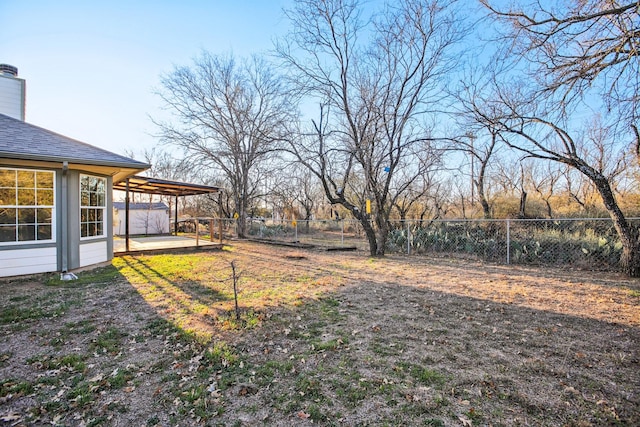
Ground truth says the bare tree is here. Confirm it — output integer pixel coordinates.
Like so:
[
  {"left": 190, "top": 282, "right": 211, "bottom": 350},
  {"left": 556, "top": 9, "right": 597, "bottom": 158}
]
[
  {"left": 526, "top": 161, "right": 563, "bottom": 219},
  {"left": 451, "top": 130, "right": 499, "bottom": 219},
  {"left": 478, "top": 1, "right": 640, "bottom": 275},
  {"left": 393, "top": 162, "right": 442, "bottom": 221},
  {"left": 481, "top": 0, "right": 639, "bottom": 122},
  {"left": 473, "top": 94, "right": 640, "bottom": 274},
  {"left": 278, "top": 0, "right": 464, "bottom": 255},
  {"left": 154, "top": 52, "right": 293, "bottom": 237}
]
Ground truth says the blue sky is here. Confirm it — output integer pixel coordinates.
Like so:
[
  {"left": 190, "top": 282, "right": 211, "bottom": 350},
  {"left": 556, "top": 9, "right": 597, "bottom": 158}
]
[{"left": 0, "top": 0, "right": 292, "bottom": 158}]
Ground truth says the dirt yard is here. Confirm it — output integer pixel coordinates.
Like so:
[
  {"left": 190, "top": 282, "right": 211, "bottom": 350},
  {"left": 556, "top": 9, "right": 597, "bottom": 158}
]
[{"left": 1, "top": 241, "right": 638, "bottom": 426}]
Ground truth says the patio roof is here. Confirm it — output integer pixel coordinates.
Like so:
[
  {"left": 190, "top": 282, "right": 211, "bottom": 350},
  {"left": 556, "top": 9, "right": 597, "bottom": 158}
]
[{"left": 113, "top": 175, "right": 221, "bottom": 196}]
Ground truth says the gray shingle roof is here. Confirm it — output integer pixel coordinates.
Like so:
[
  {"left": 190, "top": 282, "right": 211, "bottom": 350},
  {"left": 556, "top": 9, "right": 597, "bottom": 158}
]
[
  {"left": 0, "top": 113, "right": 150, "bottom": 169},
  {"left": 113, "top": 202, "right": 169, "bottom": 210}
]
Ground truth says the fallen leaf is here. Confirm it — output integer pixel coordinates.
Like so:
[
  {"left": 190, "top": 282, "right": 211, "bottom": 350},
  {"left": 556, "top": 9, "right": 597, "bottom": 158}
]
[
  {"left": 0, "top": 413, "right": 21, "bottom": 422},
  {"left": 458, "top": 415, "right": 472, "bottom": 427},
  {"left": 297, "top": 411, "right": 310, "bottom": 419}
]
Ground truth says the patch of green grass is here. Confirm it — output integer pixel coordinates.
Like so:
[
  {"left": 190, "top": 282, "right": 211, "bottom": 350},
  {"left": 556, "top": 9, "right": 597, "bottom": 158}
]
[
  {"left": 0, "top": 305, "right": 47, "bottom": 324},
  {"left": 216, "top": 309, "right": 262, "bottom": 330},
  {"left": 67, "top": 381, "right": 93, "bottom": 407},
  {"left": 46, "top": 265, "right": 123, "bottom": 286},
  {"left": 27, "top": 353, "right": 87, "bottom": 372},
  {"left": 8, "top": 294, "right": 30, "bottom": 303},
  {"left": 334, "top": 379, "right": 370, "bottom": 407},
  {"left": 108, "top": 367, "right": 135, "bottom": 389},
  {"left": 65, "top": 319, "right": 96, "bottom": 334},
  {"left": 295, "top": 375, "right": 325, "bottom": 401},
  {"left": 254, "top": 360, "right": 295, "bottom": 385},
  {"left": 0, "top": 379, "right": 34, "bottom": 397},
  {"left": 370, "top": 337, "right": 404, "bottom": 357},
  {"left": 0, "top": 293, "right": 79, "bottom": 328},
  {"left": 629, "top": 289, "right": 640, "bottom": 298},
  {"left": 311, "top": 336, "right": 348, "bottom": 352},
  {"left": 91, "top": 327, "right": 127, "bottom": 354},
  {"left": 394, "top": 361, "right": 446, "bottom": 387},
  {"left": 307, "top": 404, "right": 328, "bottom": 422},
  {"left": 203, "top": 341, "right": 239, "bottom": 370},
  {"left": 146, "top": 415, "right": 160, "bottom": 426},
  {"left": 86, "top": 416, "right": 109, "bottom": 427}
]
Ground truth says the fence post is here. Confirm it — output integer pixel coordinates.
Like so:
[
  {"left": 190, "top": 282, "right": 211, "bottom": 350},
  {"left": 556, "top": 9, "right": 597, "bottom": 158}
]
[
  {"left": 195, "top": 218, "right": 199, "bottom": 247},
  {"left": 295, "top": 221, "right": 298, "bottom": 242},
  {"left": 341, "top": 219, "right": 345, "bottom": 246},
  {"left": 407, "top": 221, "right": 411, "bottom": 255},
  {"left": 506, "top": 219, "right": 510, "bottom": 265}
]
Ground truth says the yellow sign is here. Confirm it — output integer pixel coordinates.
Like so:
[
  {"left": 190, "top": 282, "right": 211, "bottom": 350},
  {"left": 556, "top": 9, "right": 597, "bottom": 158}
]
[
  {"left": 233, "top": 212, "right": 239, "bottom": 219},
  {"left": 292, "top": 220, "right": 297, "bottom": 227},
  {"left": 366, "top": 199, "right": 371, "bottom": 214}
]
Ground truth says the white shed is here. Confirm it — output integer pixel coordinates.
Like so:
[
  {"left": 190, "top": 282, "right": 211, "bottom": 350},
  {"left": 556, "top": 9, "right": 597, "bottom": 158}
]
[{"left": 113, "top": 202, "right": 170, "bottom": 236}]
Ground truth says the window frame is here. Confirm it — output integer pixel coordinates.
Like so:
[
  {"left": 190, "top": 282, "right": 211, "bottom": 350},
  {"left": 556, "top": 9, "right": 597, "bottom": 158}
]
[
  {"left": 79, "top": 174, "right": 107, "bottom": 240},
  {"left": 0, "top": 167, "right": 56, "bottom": 245}
]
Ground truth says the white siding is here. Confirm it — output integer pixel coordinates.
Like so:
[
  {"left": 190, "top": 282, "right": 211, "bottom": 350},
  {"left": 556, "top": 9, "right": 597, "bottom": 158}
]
[
  {"left": 0, "top": 247, "right": 57, "bottom": 277},
  {"left": 79, "top": 241, "right": 108, "bottom": 267},
  {"left": 114, "top": 209, "right": 170, "bottom": 235},
  {"left": 0, "top": 75, "right": 25, "bottom": 120}
]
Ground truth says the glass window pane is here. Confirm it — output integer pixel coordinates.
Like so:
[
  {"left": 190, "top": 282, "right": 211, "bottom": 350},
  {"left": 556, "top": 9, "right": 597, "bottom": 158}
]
[
  {"left": 0, "top": 188, "right": 16, "bottom": 205},
  {"left": 96, "top": 209, "right": 103, "bottom": 221},
  {"left": 88, "top": 209, "right": 96, "bottom": 222},
  {"left": 17, "top": 170, "right": 35, "bottom": 189},
  {"left": 81, "top": 192, "right": 89, "bottom": 206},
  {"left": 90, "top": 177, "right": 98, "bottom": 191},
  {"left": 17, "top": 189, "right": 36, "bottom": 206},
  {"left": 17, "top": 189, "right": 35, "bottom": 206},
  {"left": 89, "top": 192, "right": 97, "bottom": 206},
  {"left": 81, "top": 208, "right": 88, "bottom": 222},
  {"left": 18, "top": 208, "right": 35, "bottom": 224},
  {"left": 37, "top": 208, "right": 52, "bottom": 224},
  {"left": 97, "top": 193, "right": 105, "bottom": 207},
  {"left": 81, "top": 223, "right": 88, "bottom": 237},
  {"left": 0, "top": 169, "right": 16, "bottom": 188},
  {"left": 0, "top": 225, "right": 16, "bottom": 242},
  {"left": 37, "top": 225, "right": 52, "bottom": 240},
  {"left": 36, "top": 172, "right": 54, "bottom": 189},
  {"left": 96, "top": 222, "right": 103, "bottom": 236},
  {"left": 80, "top": 176, "right": 89, "bottom": 193},
  {"left": 18, "top": 224, "right": 35, "bottom": 241},
  {"left": 0, "top": 208, "right": 16, "bottom": 225},
  {"left": 36, "top": 189, "right": 54, "bottom": 206}
]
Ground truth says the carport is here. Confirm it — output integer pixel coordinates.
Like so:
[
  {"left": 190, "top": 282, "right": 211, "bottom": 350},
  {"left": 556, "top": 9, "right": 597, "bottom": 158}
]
[{"left": 113, "top": 176, "right": 221, "bottom": 252}]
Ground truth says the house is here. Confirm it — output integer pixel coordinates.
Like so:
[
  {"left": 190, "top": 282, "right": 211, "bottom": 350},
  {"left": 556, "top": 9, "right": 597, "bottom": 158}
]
[
  {"left": 113, "top": 201, "right": 170, "bottom": 236},
  {"left": 0, "top": 113, "right": 149, "bottom": 277}
]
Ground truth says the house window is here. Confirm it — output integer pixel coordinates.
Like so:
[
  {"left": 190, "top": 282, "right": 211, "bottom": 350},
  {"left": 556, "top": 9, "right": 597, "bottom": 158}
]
[
  {"left": 0, "top": 168, "right": 55, "bottom": 243},
  {"left": 80, "top": 175, "right": 106, "bottom": 238}
]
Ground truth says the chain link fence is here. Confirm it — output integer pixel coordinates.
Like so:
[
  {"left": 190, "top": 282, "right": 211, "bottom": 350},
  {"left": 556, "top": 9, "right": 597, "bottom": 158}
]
[{"left": 244, "top": 217, "right": 637, "bottom": 272}]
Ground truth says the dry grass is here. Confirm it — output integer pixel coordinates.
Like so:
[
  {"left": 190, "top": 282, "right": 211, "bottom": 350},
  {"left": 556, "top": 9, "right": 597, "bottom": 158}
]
[{"left": 1, "top": 241, "right": 638, "bottom": 426}]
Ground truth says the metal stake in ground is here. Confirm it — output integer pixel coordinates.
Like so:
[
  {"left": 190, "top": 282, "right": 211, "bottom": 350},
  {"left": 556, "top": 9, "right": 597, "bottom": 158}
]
[{"left": 230, "top": 260, "right": 240, "bottom": 320}]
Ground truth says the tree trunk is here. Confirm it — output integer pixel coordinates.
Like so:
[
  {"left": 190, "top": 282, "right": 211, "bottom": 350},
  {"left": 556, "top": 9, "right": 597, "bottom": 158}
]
[
  {"left": 518, "top": 191, "right": 527, "bottom": 218},
  {"left": 374, "top": 215, "right": 389, "bottom": 256},
  {"left": 360, "top": 217, "right": 378, "bottom": 256},
  {"left": 592, "top": 175, "right": 640, "bottom": 277},
  {"left": 479, "top": 197, "right": 491, "bottom": 219}
]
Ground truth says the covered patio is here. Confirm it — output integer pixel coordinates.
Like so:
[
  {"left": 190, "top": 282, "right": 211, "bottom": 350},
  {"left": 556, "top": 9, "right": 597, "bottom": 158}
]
[{"left": 112, "top": 176, "right": 223, "bottom": 254}]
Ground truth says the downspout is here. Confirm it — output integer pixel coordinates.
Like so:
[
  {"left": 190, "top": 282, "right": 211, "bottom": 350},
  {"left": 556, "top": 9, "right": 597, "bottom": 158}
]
[
  {"left": 60, "top": 162, "right": 77, "bottom": 280},
  {"left": 174, "top": 195, "right": 179, "bottom": 236},
  {"left": 61, "top": 161, "right": 68, "bottom": 272},
  {"left": 125, "top": 178, "right": 130, "bottom": 252}
]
